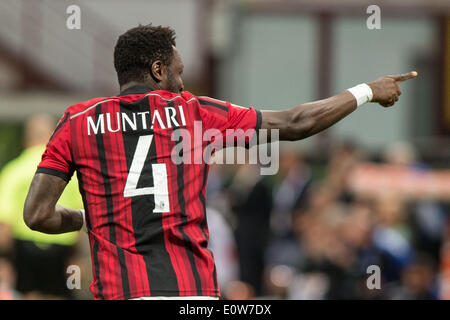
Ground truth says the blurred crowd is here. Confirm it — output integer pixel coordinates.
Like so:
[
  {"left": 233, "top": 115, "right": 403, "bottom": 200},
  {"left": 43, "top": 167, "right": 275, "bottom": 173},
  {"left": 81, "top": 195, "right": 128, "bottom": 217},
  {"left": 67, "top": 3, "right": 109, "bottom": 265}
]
[
  {"left": 206, "top": 141, "right": 450, "bottom": 300},
  {"left": 0, "top": 115, "right": 449, "bottom": 300},
  {"left": 0, "top": 114, "right": 91, "bottom": 300}
]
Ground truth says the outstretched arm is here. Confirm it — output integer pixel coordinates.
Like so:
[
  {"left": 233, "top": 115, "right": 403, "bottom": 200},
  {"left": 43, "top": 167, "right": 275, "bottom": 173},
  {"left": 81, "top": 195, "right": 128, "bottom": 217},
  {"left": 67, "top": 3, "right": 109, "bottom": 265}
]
[
  {"left": 260, "top": 71, "right": 418, "bottom": 140},
  {"left": 24, "top": 173, "right": 84, "bottom": 234}
]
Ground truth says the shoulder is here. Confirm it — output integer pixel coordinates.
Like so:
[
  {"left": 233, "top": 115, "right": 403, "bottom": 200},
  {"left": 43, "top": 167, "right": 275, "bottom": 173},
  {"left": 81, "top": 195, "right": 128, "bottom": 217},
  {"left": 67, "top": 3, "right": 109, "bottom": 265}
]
[
  {"left": 180, "top": 91, "right": 197, "bottom": 102},
  {"left": 65, "top": 96, "right": 113, "bottom": 119},
  {"left": 151, "top": 90, "right": 198, "bottom": 103}
]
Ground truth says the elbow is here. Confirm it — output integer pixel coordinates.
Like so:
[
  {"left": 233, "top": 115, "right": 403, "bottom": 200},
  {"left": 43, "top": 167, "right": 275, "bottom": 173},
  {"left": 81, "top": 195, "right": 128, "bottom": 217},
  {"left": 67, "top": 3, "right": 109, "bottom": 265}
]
[
  {"left": 23, "top": 209, "right": 39, "bottom": 231},
  {"left": 23, "top": 204, "right": 48, "bottom": 231}
]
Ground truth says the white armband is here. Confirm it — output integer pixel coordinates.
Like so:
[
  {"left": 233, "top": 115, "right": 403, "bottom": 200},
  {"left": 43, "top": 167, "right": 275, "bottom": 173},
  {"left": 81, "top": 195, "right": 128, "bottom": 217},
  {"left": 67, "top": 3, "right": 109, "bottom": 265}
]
[
  {"left": 347, "top": 83, "right": 373, "bottom": 107},
  {"left": 80, "top": 209, "right": 87, "bottom": 232}
]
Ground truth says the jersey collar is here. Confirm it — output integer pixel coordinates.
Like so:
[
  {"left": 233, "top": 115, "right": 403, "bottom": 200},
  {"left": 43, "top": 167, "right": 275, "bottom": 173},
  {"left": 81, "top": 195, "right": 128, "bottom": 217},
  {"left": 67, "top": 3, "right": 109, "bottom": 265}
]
[{"left": 118, "top": 85, "right": 155, "bottom": 96}]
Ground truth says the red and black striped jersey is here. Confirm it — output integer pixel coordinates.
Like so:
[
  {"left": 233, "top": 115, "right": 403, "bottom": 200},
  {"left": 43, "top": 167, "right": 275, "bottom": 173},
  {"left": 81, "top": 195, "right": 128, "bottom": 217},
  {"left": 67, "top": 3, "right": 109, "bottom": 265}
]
[{"left": 37, "top": 86, "right": 261, "bottom": 300}]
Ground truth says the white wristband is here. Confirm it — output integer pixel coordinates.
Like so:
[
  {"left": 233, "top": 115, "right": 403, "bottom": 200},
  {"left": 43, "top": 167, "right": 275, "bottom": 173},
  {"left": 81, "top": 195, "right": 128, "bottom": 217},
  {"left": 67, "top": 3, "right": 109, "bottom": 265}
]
[
  {"left": 80, "top": 209, "right": 87, "bottom": 232},
  {"left": 347, "top": 83, "right": 373, "bottom": 107}
]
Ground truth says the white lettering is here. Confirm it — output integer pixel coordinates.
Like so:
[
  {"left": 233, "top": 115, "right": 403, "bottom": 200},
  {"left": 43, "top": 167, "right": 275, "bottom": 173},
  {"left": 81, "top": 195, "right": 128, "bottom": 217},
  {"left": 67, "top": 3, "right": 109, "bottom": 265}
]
[
  {"left": 122, "top": 113, "right": 137, "bottom": 132},
  {"left": 178, "top": 105, "right": 186, "bottom": 126},
  {"left": 151, "top": 110, "right": 166, "bottom": 129},
  {"left": 165, "top": 107, "right": 179, "bottom": 128},
  {"left": 106, "top": 112, "right": 121, "bottom": 133},
  {"left": 87, "top": 114, "right": 104, "bottom": 135},
  {"left": 137, "top": 111, "right": 150, "bottom": 130}
]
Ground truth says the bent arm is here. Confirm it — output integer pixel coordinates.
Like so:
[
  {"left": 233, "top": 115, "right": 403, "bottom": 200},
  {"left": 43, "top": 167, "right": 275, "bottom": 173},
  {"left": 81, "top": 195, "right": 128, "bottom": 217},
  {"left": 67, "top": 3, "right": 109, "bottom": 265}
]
[{"left": 24, "top": 173, "right": 84, "bottom": 234}]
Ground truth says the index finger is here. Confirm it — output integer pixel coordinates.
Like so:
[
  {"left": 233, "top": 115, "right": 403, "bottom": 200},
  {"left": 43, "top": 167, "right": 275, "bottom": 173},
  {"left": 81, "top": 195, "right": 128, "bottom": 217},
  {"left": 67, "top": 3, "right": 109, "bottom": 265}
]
[{"left": 390, "top": 71, "right": 418, "bottom": 83}]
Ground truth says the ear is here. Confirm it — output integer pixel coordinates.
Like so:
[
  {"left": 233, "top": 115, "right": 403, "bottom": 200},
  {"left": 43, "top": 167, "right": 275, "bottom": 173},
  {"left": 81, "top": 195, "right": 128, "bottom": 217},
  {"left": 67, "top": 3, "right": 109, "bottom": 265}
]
[{"left": 151, "top": 61, "right": 166, "bottom": 82}]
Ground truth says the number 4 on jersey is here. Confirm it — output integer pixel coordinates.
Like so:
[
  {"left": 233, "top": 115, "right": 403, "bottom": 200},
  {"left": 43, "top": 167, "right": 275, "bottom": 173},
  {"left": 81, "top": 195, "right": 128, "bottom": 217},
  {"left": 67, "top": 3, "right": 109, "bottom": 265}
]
[{"left": 123, "top": 135, "right": 170, "bottom": 213}]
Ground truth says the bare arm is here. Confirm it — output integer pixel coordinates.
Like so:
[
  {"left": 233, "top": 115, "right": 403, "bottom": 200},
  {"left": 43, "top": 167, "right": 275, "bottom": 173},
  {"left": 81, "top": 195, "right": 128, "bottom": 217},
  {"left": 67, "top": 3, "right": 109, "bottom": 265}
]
[
  {"left": 24, "top": 173, "right": 84, "bottom": 234},
  {"left": 261, "top": 71, "right": 418, "bottom": 140}
]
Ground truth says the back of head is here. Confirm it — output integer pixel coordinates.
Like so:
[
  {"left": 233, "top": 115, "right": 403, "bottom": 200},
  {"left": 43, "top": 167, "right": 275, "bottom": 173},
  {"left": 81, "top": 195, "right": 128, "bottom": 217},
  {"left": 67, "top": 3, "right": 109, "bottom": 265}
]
[{"left": 114, "top": 24, "right": 176, "bottom": 86}]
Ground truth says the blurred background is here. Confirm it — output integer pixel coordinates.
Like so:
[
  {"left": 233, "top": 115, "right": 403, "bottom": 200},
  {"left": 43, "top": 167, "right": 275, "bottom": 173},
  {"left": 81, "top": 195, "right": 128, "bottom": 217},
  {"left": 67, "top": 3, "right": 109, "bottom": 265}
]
[{"left": 0, "top": 0, "right": 449, "bottom": 300}]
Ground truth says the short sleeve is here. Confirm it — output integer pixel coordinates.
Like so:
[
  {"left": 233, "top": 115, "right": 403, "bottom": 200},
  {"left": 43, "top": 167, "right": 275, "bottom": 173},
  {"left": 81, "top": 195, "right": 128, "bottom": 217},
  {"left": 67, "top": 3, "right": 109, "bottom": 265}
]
[
  {"left": 197, "top": 97, "right": 262, "bottom": 148},
  {"left": 36, "top": 112, "right": 74, "bottom": 181}
]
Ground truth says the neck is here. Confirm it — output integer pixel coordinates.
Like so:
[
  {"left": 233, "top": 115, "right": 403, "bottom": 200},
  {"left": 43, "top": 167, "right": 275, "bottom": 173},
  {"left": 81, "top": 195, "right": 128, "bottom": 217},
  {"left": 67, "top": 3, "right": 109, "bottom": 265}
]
[{"left": 120, "top": 80, "right": 160, "bottom": 93}]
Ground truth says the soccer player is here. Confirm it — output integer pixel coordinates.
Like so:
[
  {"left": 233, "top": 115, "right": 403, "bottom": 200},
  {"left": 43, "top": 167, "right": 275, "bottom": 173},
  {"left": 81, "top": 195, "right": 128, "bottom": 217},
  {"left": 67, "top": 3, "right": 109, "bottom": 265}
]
[{"left": 23, "top": 25, "right": 417, "bottom": 300}]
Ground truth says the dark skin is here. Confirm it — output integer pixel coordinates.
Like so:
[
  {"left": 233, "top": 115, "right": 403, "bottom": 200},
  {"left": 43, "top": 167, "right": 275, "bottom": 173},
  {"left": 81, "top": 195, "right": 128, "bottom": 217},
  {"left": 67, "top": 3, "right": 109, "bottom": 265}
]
[
  {"left": 263, "top": 71, "right": 416, "bottom": 140},
  {"left": 24, "top": 175, "right": 83, "bottom": 233},
  {"left": 24, "top": 45, "right": 418, "bottom": 233}
]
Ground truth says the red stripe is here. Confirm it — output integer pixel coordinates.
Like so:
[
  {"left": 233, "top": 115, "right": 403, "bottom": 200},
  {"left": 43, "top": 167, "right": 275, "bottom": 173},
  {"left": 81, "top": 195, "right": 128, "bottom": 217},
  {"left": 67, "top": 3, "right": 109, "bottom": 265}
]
[
  {"left": 73, "top": 93, "right": 220, "bottom": 298},
  {"left": 163, "top": 96, "right": 195, "bottom": 294},
  {"left": 151, "top": 95, "right": 181, "bottom": 291},
  {"left": 183, "top": 103, "right": 212, "bottom": 293},
  {"left": 202, "top": 168, "right": 218, "bottom": 294},
  {"left": 73, "top": 112, "right": 105, "bottom": 298},
  {"left": 193, "top": 100, "right": 217, "bottom": 294},
  {"left": 194, "top": 100, "right": 218, "bottom": 294},
  {"left": 113, "top": 100, "right": 151, "bottom": 296},
  {"left": 75, "top": 113, "right": 99, "bottom": 297},
  {"left": 179, "top": 97, "right": 215, "bottom": 294},
  {"left": 102, "top": 101, "right": 135, "bottom": 297},
  {"left": 73, "top": 115, "right": 95, "bottom": 297},
  {"left": 199, "top": 96, "right": 228, "bottom": 107},
  {"left": 87, "top": 236, "right": 97, "bottom": 298},
  {"left": 201, "top": 105, "right": 228, "bottom": 119},
  {"left": 98, "top": 102, "right": 123, "bottom": 299},
  {"left": 169, "top": 99, "right": 204, "bottom": 295},
  {"left": 154, "top": 95, "right": 193, "bottom": 294}
]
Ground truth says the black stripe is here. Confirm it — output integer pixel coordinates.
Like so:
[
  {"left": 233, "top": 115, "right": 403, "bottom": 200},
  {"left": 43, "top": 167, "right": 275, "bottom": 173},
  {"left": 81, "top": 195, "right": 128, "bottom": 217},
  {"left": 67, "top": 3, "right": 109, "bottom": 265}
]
[
  {"left": 198, "top": 165, "right": 208, "bottom": 242},
  {"left": 199, "top": 165, "right": 218, "bottom": 293},
  {"left": 49, "top": 112, "right": 69, "bottom": 142},
  {"left": 76, "top": 171, "right": 104, "bottom": 297},
  {"left": 77, "top": 171, "right": 103, "bottom": 298},
  {"left": 212, "top": 263, "right": 218, "bottom": 294},
  {"left": 75, "top": 146, "right": 103, "bottom": 298},
  {"left": 254, "top": 108, "right": 262, "bottom": 132},
  {"left": 80, "top": 174, "right": 102, "bottom": 298},
  {"left": 92, "top": 241, "right": 104, "bottom": 299},
  {"left": 94, "top": 104, "right": 130, "bottom": 298},
  {"left": 170, "top": 100, "right": 203, "bottom": 295},
  {"left": 176, "top": 151, "right": 203, "bottom": 295},
  {"left": 75, "top": 171, "right": 91, "bottom": 230},
  {"left": 36, "top": 167, "right": 71, "bottom": 182},
  {"left": 120, "top": 98, "right": 178, "bottom": 294},
  {"left": 198, "top": 99, "right": 228, "bottom": 112},
  {"left": 245, "top": 107, "right": 263, "bottom": 149}
]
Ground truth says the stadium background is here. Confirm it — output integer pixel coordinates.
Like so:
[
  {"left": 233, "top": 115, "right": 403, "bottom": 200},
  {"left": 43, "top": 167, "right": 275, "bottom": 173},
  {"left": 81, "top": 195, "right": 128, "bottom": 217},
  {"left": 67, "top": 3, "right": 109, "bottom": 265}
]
[{"left": 0, "top": 0, "right": 449, "bottom": 299}]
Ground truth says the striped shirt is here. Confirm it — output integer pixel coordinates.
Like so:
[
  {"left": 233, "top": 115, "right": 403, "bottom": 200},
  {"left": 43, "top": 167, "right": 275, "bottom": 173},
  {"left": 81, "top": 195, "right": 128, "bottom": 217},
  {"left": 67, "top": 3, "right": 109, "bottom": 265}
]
[{"left": 37, "top": 86, "right": 261, "bottom": 299}]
